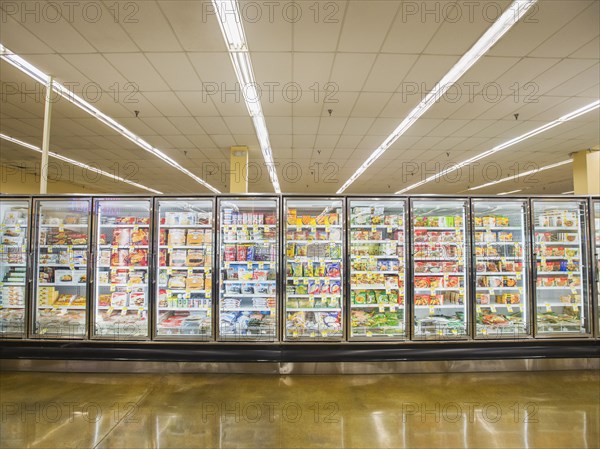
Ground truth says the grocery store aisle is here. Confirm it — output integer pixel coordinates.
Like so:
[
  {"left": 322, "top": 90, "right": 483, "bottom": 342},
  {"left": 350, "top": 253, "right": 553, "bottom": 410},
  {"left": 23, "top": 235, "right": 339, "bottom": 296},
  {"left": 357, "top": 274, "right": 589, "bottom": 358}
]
[{"left": 0, "top": 370, "right": 598, "bottom": 449}]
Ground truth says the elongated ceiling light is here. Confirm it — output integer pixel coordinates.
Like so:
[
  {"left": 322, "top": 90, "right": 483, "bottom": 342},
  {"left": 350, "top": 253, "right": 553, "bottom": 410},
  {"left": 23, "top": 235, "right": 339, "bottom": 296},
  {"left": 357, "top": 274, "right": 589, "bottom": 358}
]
[
  {"left": 396, "top": 100, "right": 599, "bottom": 193},
  {"left": 337, "top": 0, "right": 537, "bottom": 193},
  {"left": 211, "top": 0, "right": 281, "bottom": 193},
  {"left": 468, "top": 159, "right": 572, "bottom": 191},
  {"left": 0, "top": 44, "right": 219, "bottom": 194},
  {"left": 0, "top": 133, "right": 162, "bottom": 193}
]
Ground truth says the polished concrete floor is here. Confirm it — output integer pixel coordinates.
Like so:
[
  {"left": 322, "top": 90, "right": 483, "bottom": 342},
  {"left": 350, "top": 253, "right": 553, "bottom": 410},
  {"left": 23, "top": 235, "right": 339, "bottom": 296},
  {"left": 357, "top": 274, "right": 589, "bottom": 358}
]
[{"left": 0, "top": 370, "right": 598, "bottom": 449}]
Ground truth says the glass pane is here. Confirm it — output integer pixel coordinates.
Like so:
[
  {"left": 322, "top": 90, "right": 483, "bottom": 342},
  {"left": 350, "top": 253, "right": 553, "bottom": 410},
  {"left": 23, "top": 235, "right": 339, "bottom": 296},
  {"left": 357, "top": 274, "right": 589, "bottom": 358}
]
[
  {"left": 0, "top": 200, "right": 30, "bottom": 336},
  {"left": 284, "top": 199, "right": 344, "bottom": 341},
  {"left": 349, "top": 199, "right": 406, "bottom": 339},
  {"left": 93, "top": 199, "right": 151, "bottom": 339},
  {"left": 33, "top": 199, "right": 90, "bottom": 338},
  {"left": 218, "top": 198, "right": 278, "bottom": 341},
  {"left": 532, "top": 200, "right": 590, "bottom": 335},
  {"left": 595, "top": 201, "right": 600, "bottom": 333},
  {"left": 472, "top": 200, "right": 530, "bottom": 338},
  {"left": 412, "top": 200, "right": 468, "bottom": 339},
  {"left": 155, "top": 199, "right": 214, "bottom": 339}
]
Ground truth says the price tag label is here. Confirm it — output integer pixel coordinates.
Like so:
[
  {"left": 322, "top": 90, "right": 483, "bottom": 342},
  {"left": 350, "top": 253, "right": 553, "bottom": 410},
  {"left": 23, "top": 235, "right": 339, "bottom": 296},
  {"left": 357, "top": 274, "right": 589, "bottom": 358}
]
[
  {"left": 507, "top": 305, "right": 514, "bottom": 313},
  {"left": 59, "top": 225, "right": 64, "bottom": 232},
  {"left": 516, "top": 273, "right": 522, "bottom": 280},
  {"left": 293, "top": 278, "right": 298, "bottom": 284},
  {"left": 490, "top": 305, "right": 497, "bottom": 313},
  {"left": 48, "top": 246, "right": 53, "bottom": 253},
  {"left": 573, "top": 304, "right": 579, "bottom": 311},
  {"left": 258, "top": 262, "right": 264, "bottom": 269},
  {"left": 167, "top": 246, "right": 173, "bottom": 253},
  {"left": 129, "top": 246, "right": 135, "bottom": 252},
  {"left": 366, "top": 331, "right": 373, "bottom": 337},
  {"left": 541, "top": 257, "right": 547, "bottom": 264},
  {"left": 571, "top": 288, "right": 578, "bottom": 295},
  {"left": 184, "top": 292, "right": 191, "bottom": 299},
  {"left": 309, "top": 295, "right": 314, "bottom": 301},
  {"left": 205, "top": 291, "right": 211, "bottom": 298},
  {"left": 69, "top": 264, "right": 74, "bottom": 270},
  {"left": 133, "top": 225, "right": 139, "bottom": 232},
  {"left": 121, "top": 308, "right": 128, "bottom": 316},
  {"left": 310, "top": 332, "right": 316, "bottom": 338},
  {"left": 430, "top": 288, "right": 436, "bottom": 295},
  {"left": 321, "top": 330, "right": 328, "bottom": 337},
  {"left": 476, "top": 305, "right": 481, "bottom": 313},
  {"left": 126, "top": 286, "right": 131, "bottom": 293},
  {"left": 224, "top": 262, "right": 230, "bottom": 269},
  {"left": 167, "top": 268, "right": 173, "bottom": 275},
  {"left": 451, "top": 329, "right": 458, "bottom": 335},
  {"left": 429, "top": 305, "right": 435, "bottom": 315},
  {"left": 207, "top": 309, "right": 211, "bottom": 317},
  {"left": 378, "top": 304, "right": 385, "bottom": 313},
  {"left": 188, "top": 268, "right": 193, "bottom": 275},
  {"left": 137, "top": 308, "right": 143, "bottom": 316},
  {"left": 325, "top": 225, "right": 330, "bottom": 232},
  {"left": 293, "top": 331, "right": 299, "bottom": 338},
  {"left": 247, "top": 262, "right": 253, "bottom": 269},
  {"left": 489, "top": 289, "right": 495, "bottom": 295},
  {"left": 110, "top": 285, "right": 116, "bottom": 292},
  {"left": 545, "top": 303, "right": 552, "bottom": 312},
  {"left": 501, "top": 257, "right": 507, "bottom": 264},
  {"left": 371, "top": 226, "right": 377, "bottom": 233},
  {"left": 107, "top": 307, "right": 114, "bottom": 314},
  {"left": 390, "top": 304, "right": 396, "bottom": 312},
  {"left": 437, "top": 329, "right": 443, "bottom": 335}
]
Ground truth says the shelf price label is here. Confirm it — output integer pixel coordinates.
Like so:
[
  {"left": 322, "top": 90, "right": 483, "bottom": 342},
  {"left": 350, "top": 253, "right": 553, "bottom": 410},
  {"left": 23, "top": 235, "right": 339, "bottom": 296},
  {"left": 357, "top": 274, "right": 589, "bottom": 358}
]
[
  {"left": 321, "top": 330, "right": 328, "bottom": 337},
  {"left": 48, "top": 246, "right": 53, "bottom": 253},
  {"left": 378, "top": 304, "right": 385, "bottom": 313},
  {"left": 258, "top": 262, "right": 264, "bottom": 269},
  {"left": 545, "top": 303, "right": 552, "bottom": 312},
  {"left": 188, "top": 268, "right": 194, "bottom": 275},
  {"left": 293, "top": 331, "right": 299, "bottom": 338},
  {"left": 58, "top": 225, "right": 64, "bottom": 232},
  {"left": 247, "top": 262, "right": 253, "bottom": 269},
  {"left": 490, "top": 305, "right": 496, "bottom": 313},
  {"left": 107, "top": 306, "right": 114, "bottom": 314},
  {"left": 482, "top": 328, "right": 488, "bottom": 335},
  {"left": 293, "top": 278, "right": 298, "bottom": 285},
  {"left": 571, "top": 287, "right": 578, "bottom": 295},
  {"left": 121, "top": 308, "right": 128, "bottom": 316},
  {"left": 224, "top": 262, "right": 230, "bottom": 269},
  {"left": 489, "top": 289, "right": 495, "bottom": 295},
  {"left": 573, "top": 304, "right": 579, "bottom": 311},
  {"left": 389, "top": 304, "right": 396, "bottom": 312},
  {"left": 366, "top": 331, "right": 373, "bottom": 337},
  {"left": 516, "top": 273, "right": 522, "bottom": 280},
  {"left": 429, "top": 305, "right": 435, "bottom": 315},
  {"left": 167, "top": 268, "right": 173, "bottom": 275},
  {"left": 309, "top": 332, "right": 316, "bottom": 338},
  {"left": 205, "top": 291, "right": 211, "bottom": 298},
  {"left": 507, "top": 305, "right": 513, "bottom": 313},
  {"left": 451, "top": 329, "right": 458, "bottom": 335},
  {"left": 110, "top": 285, "right": 116, "bottom": 292}
]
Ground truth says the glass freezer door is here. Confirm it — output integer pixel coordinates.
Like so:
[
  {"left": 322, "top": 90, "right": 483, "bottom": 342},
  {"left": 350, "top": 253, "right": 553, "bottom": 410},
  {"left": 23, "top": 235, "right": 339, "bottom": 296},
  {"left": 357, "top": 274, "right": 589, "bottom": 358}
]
[
  {"left": 0, "top": 199, "right": 30, "bottom": 337},
  {"left": 93, "top": 199, "right": 152, "bottom": 339},
  {"left": 155, "top": 199, "right": 214, "bottom": 339},
  {"left": 532, "top": 200, "right": 590, "bottom": 336},
  {"left": 284, "top": 198, "right": 344, "bottom": 341},
  {"left": 592, "top": 200, "right": 599, "bottom": 335},
  {"left": 218, "top": 198, "right": 278, "bottom": 341},
  {"left": 32, "top": 199, "right": 91, "bottom": 338},
  {"left": 411, "top": 200, "right": 468, "bottom": 339},
  {"left": 472, "top": 200, "right": 530, "bottom": 338},
  {"left": 348, "top": 199, "right": 407, "bottom": 340}
]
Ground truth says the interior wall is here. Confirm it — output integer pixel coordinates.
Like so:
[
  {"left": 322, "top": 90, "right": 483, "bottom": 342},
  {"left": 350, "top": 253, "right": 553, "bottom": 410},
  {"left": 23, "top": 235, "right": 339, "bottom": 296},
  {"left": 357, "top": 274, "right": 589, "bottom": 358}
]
[{"left": 1, "top": 167, "right": 104, "bottom": 194}]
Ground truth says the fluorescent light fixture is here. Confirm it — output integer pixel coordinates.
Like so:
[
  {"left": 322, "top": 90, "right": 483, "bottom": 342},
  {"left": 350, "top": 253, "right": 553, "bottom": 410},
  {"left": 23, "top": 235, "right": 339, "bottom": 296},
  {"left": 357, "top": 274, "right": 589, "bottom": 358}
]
[
  {"left": 497, "top": 189, "right": 523, "bottom": 196},
  {"left": 0, "top": 44, "right": 219, "bottom": 194},
  {"left": 337, "top": 0, "right": 538, "bottom": 194},
  {"left": 396, "top": 100, "right": 600, "bottom": 194},
  {"left": 211, "top": 0, "right": 281, "bottom": 193},
  {"left": 468, "top": 160, "right": 572, "bottom": 191},
  {"left": 0, "top": 133, "right": 162, "bottom": 194}
]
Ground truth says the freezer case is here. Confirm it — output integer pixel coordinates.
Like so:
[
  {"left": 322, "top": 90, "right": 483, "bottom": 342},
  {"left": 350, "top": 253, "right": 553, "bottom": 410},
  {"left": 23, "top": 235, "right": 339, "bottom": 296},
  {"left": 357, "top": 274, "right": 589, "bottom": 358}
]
[
  {"left": 532, "top": 199, "right": 591, "bottom": 337},
  {"left": 411, "top": 199, "right": 469, "bottom": 339},
  {"left": 472, "top": 199, "right": 531, "bottom": 338},
  {"left": 284, "top": 198, "right": 344, "bottom": 341},
  {"left": 32, "top": 199, "right": 91, "bottom": 338},
  {"left": 92, "top": 198, "right": 152, "bottom": 340},
  {"left": 0, "top": 198, "right": 30, "bottom": 337},
  {"left": 154, "top": 199, "right": 214, "bottom": 340},
  {"left": 348, "top": 199, "right": 407, "bottom": 340},
  {"left": 591, "top": 199, "right": 599, "bottom": 336},
  {"left": 217, "top": 198, "right": 278, "bottom": 341}
]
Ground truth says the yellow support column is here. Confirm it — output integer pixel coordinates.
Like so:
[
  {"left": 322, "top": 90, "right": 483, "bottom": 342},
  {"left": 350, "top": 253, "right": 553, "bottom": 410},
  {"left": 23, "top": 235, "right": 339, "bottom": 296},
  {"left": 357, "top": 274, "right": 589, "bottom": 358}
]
[
  {"left": 572, "top": 149, "right": 600, "bottom": 195},
  {"left": 230, "top": 146, "right": 249, "bottom": 193}
]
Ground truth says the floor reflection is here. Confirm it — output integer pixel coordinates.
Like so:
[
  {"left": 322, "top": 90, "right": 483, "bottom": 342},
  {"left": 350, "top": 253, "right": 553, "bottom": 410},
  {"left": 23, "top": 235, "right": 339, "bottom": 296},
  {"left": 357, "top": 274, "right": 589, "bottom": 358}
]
[{"left": 0, "top": 371, "right": 598, "bottom": 448}]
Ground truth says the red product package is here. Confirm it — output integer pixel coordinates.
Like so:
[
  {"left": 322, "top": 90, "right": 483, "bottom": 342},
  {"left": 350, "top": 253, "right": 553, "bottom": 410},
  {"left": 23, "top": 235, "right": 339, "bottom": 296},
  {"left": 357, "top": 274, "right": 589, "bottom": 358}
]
[
  {"left": 224, "top": 245, "right": 236, "bottom": 262},
  {"left": 159, "top": 229, "right": 166, "bottom": 246},
  {"left": 237, "top": 245, "right": 247, "bottom": 262}
]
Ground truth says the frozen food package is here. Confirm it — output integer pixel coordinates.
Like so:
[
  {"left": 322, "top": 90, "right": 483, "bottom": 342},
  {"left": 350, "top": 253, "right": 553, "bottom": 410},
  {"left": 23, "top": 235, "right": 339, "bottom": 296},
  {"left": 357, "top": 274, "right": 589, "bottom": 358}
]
[
  {"left": 186, "top": 230, "right": 204, "bottom": 245},
  {"left": 167, "top": 229, "right": 186, "bottom": 246},
  {"left": 186, "top": 250, "right": 204, "bottom": 267},
  {"left": 112, "top": 228, "right": 130, "bottom": 246},
  {"left": 169, "top": 249, "right": 187, "bottom": 267}
]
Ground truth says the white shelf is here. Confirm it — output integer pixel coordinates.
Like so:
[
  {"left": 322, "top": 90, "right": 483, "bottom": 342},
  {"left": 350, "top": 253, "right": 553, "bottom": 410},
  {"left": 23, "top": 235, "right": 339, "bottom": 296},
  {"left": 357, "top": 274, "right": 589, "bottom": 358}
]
[
  {"left": 38, "top": 305, "right": 86, "bottom": 309},
  {"left": 223, "top": 280, "right": 275, "bottom": 284},
  {"left": 99, "top": 283, "right": 147, "bottom": 288},
  {"left": 477, "top": 304, "right": 522, "bottom": 308},
  {"left": 289, "top": 277, "right": 341, "bottom": 281},
  {"left": 538, "top": 256, "right": 579, "bottom": 260},
  {"left": 414, "top": 304, "right": 464, "bottom": 308},
  {"left": 414, "top": 258, "right": 460, "bottom": 262},
  {"left": 99, "top": 245, "right": 148, "bottom": 249},
  {"left": 351, "top": 255, "right": 400, "bottom": 259},
  {"left": 38, "top": 283, "right": 85, "bottom": 286},
  {"left": 535, "top": 227, "right": 579, "bottom": 231},
  {"left": 413, "top": 227, "right": 462, "bottom": 231},
  {"left": 352, "top": 240, "right": 403, "bottom": 244},
  {"left": 352, "top": 284, "right": 400, "bottom": 290},
  {"left": 39, "top": 245, "right": 87, "bottom": 248},
  {"left": 477, "top": 256, "right": 519, "bottom": 261},
  {"left": 476, "top": 287, "right": 521, "bottom": 291},
  {"left": 223, "top": 261, "right": 273, "bottom": 264},
  {"left": 223, "top": 293, "right": 273, "bottom": 298},
  {"left": 287, "top": 294, "right": 341, "bottom": 299},
  {"left": 40, "top": 264, "right": 86, "bottom": 268},
  {"left": 1, "top": 282, "right": 26, "bottom": 286},
  {"left": 415, "top": 287, "right": 463, "bottom": 292},
  {"left": 40, "top": 224, "right": 87, "bottom": 228},
  {"left": 536, "top": 286, "right": 579, "bottom": 290},
  {"left": 536, "top": 242, "right": 580, "bottom": 246},
  {"left": 414, "top": 241, "right": 460, "bottom": 245},
  {"left": 351, "top": 304, "right": 402, "bottom": 309},
  {"left": 221, "top": 307, "right": 274, "bottom": 312},
  {"left": 286, "top": 225, "right": 341, "bottom": 229},
  {"left": 223, "top": 240, "right": 275, "bottom": 244},
  {"left": 286, "top": 240, "right": 342, "bottom": 244},
  {"left": 160, "top": 266, "right": 210, "bottom": 270},
  {"left": 537, "top": 272, "right": 579, "bottom": 276},
  {"left": 286, "top": 308, "right": 341, "bottom": 312},
  {"left": 1, "top": 263, "right": 26, "bottom": 267},
  {"left": 475, "top": 242, "right": 521, "bottom": 245},
  {"left": 158, "top": 245, "right": 210, "bottom": 250},
  {"left": 223, "top": 224, "right": 276, "bottom": 229},
  {"left": 158, "top": 307, "right": 210, "bottom": 311},
  {"left": 0, "top": 305, "right": 25, "bottom": 309},
  {"left": 161, "top": 225, "right": 211, "bottom": 229},
  {"left": 477, "top": 272, "right": 518, "bottom": 276},
  {"left": 351, "top": 225, "right": 402, "bottom": 229},
  {"left": 352, "top": 270, "right": 401, "bottom": 274},
  {"left": 475, "top": 226, "right": 522, "bottom": 231},
  {"left": 100, "top": 224, "right": 149, "bottom": 228},
  {"left": 536, "top": 302, "right": 581, "bottom": 306},
  {"left": 98, "top": 306, "right": 147, "bottom": 310},
  {"left": 159, "top": 288, "right": 206, "bottom": 293},
  {"left": 288, "top": 258, "right": 339, "bottom": 263}
]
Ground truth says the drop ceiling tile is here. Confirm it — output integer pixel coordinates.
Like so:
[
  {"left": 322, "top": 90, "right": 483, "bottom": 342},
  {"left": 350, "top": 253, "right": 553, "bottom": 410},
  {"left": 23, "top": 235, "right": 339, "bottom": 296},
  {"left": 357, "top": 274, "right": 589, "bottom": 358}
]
[
  {"left": 104, "top": 53, "right": 171, "bottom": 91},
  {"left": 342, "top": 118, "right": 375, "bottom": 136},
  {"left": 318, "top": 117, "right": 347, "bottom": 135},
  {"left": 314, "top": 134, "right": 339, "bottom": 149},
  {"left": 0, "top": 16, "right": 53, "bottom": 54},
  {"left": 142, "top": 92, "right": 190, "bottom": 116},
  {"left": 243, "top": 10, "right": 292, "bottom": 51},
  {"left": 292, "top": 117, "right": 320, "bottom": 134},
  {"left": 252, "top": 53, "right": 292, "bottom": 85},
  {"left": 146, "top": 53, "right": 203, "bottom": 91},
  {"left": 140, "top": 117, "right": 181, "bottom": 135},
  {"left": 175, "top": 92, "right": 220, "bottom": 116},
  {"left": 187, "top": 134, "right": 216, "bottom": 149},
  {"left": 270, "top": 134, "right": 292, "bottom": 148},
  {"left": 382, "top": 8, "right": 441, "bottom": 53},
  {"left": 292, "top": 134, "right": 316, "bottom": 148},
  {"left": 329, "top": 54, "right": 377, "bottom": 91},
  {"left": 335, "top": 134, "right": 363, "bottom": 149},
  {"left": 533, "top": 59, "right": 598, "bottom": 96},
  {"left": 118, "top": 2, "right": 181, "bottom": 51},
  {"left": 292, "top": 1, "right": 346, "bottom": 52},
  {"left": 363, "top": 54, "right": 419, "bottom": 93},
  {"left": 266, "top": 117, "right": 292, "bottom": 135},
  {"left": 337, "top": 1, "right": 399, "bottom": 52},
  {"left": 351, "top": 92, "right": 392, "bottom": 117},
  {"left": 195, "top": 116, "right": 230, "bottom": 135},
  {"left": 222, "top": 116, "right": 255, "bottom": 135},
  {"left": 570, "top": 36, "right": 600, "bottom": 59}
]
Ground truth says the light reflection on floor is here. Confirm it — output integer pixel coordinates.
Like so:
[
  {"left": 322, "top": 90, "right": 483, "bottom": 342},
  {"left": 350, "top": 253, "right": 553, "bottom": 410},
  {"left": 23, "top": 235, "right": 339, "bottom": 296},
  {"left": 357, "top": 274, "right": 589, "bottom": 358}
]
[{"left": 0, "top": 370, "right": 598, "bottom": 448}]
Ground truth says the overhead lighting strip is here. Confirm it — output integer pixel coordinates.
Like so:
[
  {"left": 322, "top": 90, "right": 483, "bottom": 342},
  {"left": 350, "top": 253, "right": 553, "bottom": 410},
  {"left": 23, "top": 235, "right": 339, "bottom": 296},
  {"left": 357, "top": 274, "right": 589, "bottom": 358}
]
[
  {"left": 0, "top": 43, "right": 220, "bottom": 194},
  {"left": 337, "top": 0, "right": 538, "bottom": 194},
  {"left": 468, "top": 159, "right": 572, "bottom": 191},
  {"left": 497, "top": 189, "right": 523, "bottom": 196},
  {"left": 211, "top": 0, "right": 281, "bottom": 193},
  {"left": 0, "top": 133, "right": 162, "bottom": 193},
  {"left": 396, "top": 100, "right": 599, "bottom": 193}
]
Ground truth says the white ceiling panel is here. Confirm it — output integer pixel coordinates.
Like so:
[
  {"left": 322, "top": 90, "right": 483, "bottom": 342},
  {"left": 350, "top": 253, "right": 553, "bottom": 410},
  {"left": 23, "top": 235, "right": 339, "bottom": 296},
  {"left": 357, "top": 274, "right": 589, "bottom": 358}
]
[
  {"left": 337, "top": 1, "right": 399, "bottom": 53},
  {"left": 142, "top": 91, "right": 190, "bottom": 116},
  {"left": 146, "top": 53, "right": 203, "bottom": 90},
  {"left": 292, "top": 1, "right": 347, "bottom": 52},
  {"left": 104, "top": 53, "right": 171, "bottom": 91},
  {"left": 329, "top": 54, "right": 377, "bottom": 92}
]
